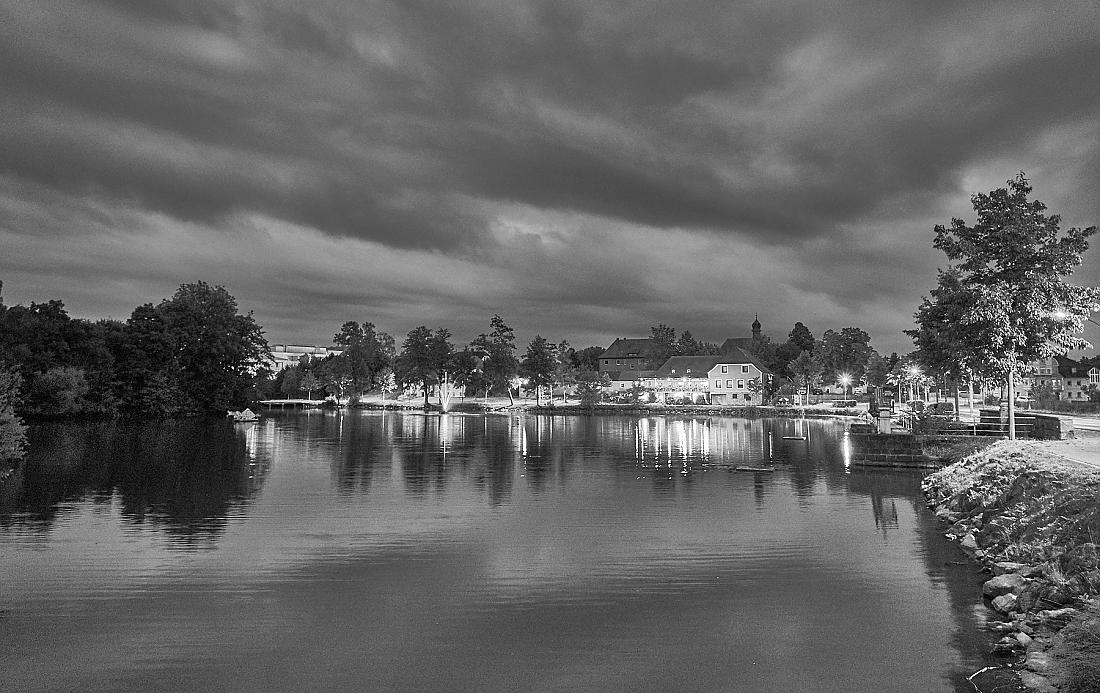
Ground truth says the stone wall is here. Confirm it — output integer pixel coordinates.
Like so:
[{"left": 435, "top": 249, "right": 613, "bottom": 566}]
[
  {"left": 978, "top": 408, "right": 1074, "bottom": 440},
  {"left": 847, "top": 432, "right": 974, "bottom": 468}
]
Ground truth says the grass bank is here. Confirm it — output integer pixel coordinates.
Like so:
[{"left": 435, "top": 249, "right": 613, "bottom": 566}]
[{"left": 923, "top": 440, "right": 1100, "bottom": 692}]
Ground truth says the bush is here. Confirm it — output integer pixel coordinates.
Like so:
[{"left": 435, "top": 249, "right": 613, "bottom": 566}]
[{"left": 1052, "top": 603, "right": 1100, "bottom": 693}]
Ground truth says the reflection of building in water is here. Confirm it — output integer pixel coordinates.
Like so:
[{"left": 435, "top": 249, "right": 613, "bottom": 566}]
[{"left": 634, "top": 418, "right": 768, "bottom": 468}]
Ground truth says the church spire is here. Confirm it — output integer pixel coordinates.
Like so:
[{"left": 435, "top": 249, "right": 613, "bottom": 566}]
[{"left": 751, "top": 313, "right": 761, "bottom": 338}]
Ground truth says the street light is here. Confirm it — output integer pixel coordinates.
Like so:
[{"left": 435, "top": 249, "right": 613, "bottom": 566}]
[
  {"left": 839, "top": 373, "right": 852, "bottom": 398},
  {"left": 907, "top": 366, "right": 922, "bottom": 401}
]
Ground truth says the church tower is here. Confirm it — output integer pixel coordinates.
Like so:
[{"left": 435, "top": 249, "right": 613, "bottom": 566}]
[{"left": 751, "top": 314, "right": 761, "bottom": 339}]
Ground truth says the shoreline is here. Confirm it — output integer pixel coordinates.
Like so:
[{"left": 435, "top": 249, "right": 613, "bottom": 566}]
[{"left": 922, "top": 439, "right": 1100, "bottom": 692}]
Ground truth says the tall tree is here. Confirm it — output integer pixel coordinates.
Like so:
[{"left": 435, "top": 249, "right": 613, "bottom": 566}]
[
  {"left": 788, "top": 322, "right": 815, "bottom": 354},
  {"left": 519, "top": 335, "right": 557, "bottom": 406},
  {"left": 471, "top": 315, "right": 519, "bottom": 403},
  {"left": 650, "top": 323, "right": 677, "bottom": 365},
  {"left": 396, "top": 326, "right": 454, "bottom": 408},
  {"left": 332, "top": 321, "right": 395, "bottom": 396},
  {"left": 789, "top": 350, "right": 823, "bottom": 397},
  {"left": 930, "top": 173, "right": 1099, "bottom": 437},
  {"left": 156, "top": 282, "right": 271, "bottom": 411},
  {"left": 818, "top": 327, "right": 874, "bottom": 384}
]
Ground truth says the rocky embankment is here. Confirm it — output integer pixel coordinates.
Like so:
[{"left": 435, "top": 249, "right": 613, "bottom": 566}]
[{"left": 923, "top": 441, "right": 1100, "bottom": 692}]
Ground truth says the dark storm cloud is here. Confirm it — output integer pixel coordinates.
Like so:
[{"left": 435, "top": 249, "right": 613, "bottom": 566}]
[{"left": 2, "top": 0, "right": 1099, "bottom": 353}]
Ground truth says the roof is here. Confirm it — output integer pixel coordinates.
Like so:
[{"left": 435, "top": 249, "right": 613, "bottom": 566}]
[
  {"left": 719, "top": 344, "right": 772, "bottom": 375},
  {"left": 1056, "top": 355, "right": 1089, "bottom": 377},
  {"left": 649, "top": 356, "right": 725, "bottom": 378},
  {"left": 600, "top": 338, "right": 659, "bottom": 359},
  {"left": 720, "top": 337, "right": 753, "bottom": 351},
  {"left": 605, "top": 370, "right": 654, "bottom": 382}
]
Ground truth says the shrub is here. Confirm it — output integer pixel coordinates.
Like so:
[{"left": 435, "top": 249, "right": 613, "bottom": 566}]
[{"left": 1052, "top": 603, "right": 1100, "bottom": 693}]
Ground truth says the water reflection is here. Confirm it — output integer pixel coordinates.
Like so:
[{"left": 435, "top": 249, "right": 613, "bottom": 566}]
[
  {"left": 0, "top": 419, "right": 272, "bottom": 546},
  {"left": 0, "top": 412, "right": 1003, "bottom": 692}
]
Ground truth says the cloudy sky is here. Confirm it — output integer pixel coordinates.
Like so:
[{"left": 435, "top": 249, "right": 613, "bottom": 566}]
[{"left": 2, "top": 1, "right": 1098, "bottom": 355}]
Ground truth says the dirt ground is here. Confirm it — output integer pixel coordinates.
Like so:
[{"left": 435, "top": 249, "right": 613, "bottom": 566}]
[{"left": 1025, "top": 430, "right": 1100, "bottom": 470}]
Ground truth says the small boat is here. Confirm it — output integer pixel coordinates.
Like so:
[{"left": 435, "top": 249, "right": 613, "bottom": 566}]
[
  {"left": 782, "top": 435, "right": 807, "bottom": 440},
  {"left": 228, "top": 408, "right": 260, "bottom": 422},
  {"left": 734, "top": 465, "right": 775, "bottom": 473}
]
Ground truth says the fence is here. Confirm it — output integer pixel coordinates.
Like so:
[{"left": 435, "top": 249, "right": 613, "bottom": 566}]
[{"left": 895, "top": 411, "right": 1036, "bottom": 438}]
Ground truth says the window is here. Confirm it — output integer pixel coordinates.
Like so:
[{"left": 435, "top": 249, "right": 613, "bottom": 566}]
[
  {"left": 616, "top": 360, "right": 621, "bottom": 365},
  {"left": 721, "top": 365, "right": 728, "bottom": 374},
  {"left": 726, "top": 379, "right": 733, "bottom": 388},
  {"left": 715, "top": 380, "right": 722, "bottom": 388},
  {"left": 743, "top": 393, "right": 751, "bottom": 400},
  {"left": 603, "top": 360, "right": 609, "bottom": 365},
  {"left": 630, "top": 363, "right": 635, "bottom": 370},
  {"left": 737, "top": 379, "right": 744, "bottom": 389}
]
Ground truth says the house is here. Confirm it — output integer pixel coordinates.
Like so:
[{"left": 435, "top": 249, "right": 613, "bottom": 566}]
[
  {"left": 641, "top": 349, "right": 771, "bottom": 405},
  {"left": 707, "top": 346, "right": 771, "bottom": 406},
  {"left": 598, "top": 338, "right": 661, "bottom": 373},
  {"left": 605, "top": 370, "right": 654, "bottom": 394},
  {"left": 1021, "top": 355, "right": 1095, "bottom": 400},
  {"left": 643, "top": 356, "right": 721, "bottom": 403}
]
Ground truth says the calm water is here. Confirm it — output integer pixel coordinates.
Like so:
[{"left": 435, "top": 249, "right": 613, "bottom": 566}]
[{"left": 1, "top": 412, "right": 999, "bottom": 692}]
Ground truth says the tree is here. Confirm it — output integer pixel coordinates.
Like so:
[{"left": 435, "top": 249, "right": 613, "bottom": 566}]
[
  {"left": 395, "top": 326, "right": 454, "bottom": 408},
  {"left": 378, "top": 369, "right": 396, "bottom": 404},
  {"left": 788, "top": 322, "right": 815, "bottom": 354},
  {"left": 0, "top": 366, "right": 26, "bottom": 463},
  {"left": 471, "top": 315, "right": 519, "bottom": 404},
  {"left": 554, "top": 339, "right": 576, "bottom": 403},
  {"left": 930, "top": 173, "right": 1100, "bottom": 437},
  {"left": 575, "top": 371, "right": 611, "bottom": 408},
  {"left": 864, "top": 352, "right": 890, "bottom": 391},
  {"left": 818, "top": 327, "right": 874, "bottom": 384},
  {"left": 332, "top": 321, "right": 396, "bottom": 396},
  {"left": 519, "top": 335, "right": 556, "bottom": 405},
  {"left": 447, "top": 348, "right": 482, "bottom": 396},
  {"left": 24, "top": 366, "right": 89, "bottom": 416},
  {"left": 650, "top": 324, "right": 677, "bottom": 365},
  {"left": 156, "top": 282, "right": 270, "bottom": 411},
  {"left": 789, "top": 350, "right": 823, "bottom": 398},
  {"left": 571, "top": 346, "right": 604, "bottom": 372},
  {"left": 299, "top": 372, "right": 320, "bottom": 401}
]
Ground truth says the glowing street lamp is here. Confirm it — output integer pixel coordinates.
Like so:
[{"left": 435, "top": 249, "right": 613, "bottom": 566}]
[{"left": 839, "top": 373, "right": 852, "bottom": 398}]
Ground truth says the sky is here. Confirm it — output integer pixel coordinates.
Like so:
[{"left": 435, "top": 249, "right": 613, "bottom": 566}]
[{"left": 2, "top": 0, "right": 1099, "bottom": 356}]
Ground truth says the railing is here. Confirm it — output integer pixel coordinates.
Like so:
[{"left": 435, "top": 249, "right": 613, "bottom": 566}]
[{"left": 895, "top": 412, "right": 1035, "bottom": 438}]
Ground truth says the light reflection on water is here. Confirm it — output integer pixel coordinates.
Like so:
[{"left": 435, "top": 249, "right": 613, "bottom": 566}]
[{"left": 1, "top": 412, "right": 995, "bottom": 692}]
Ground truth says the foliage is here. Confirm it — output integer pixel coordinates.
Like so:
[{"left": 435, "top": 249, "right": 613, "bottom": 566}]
[
  {"left": 570, "top": 346, "right": 604, "bottom": 372},
  {"left": 519, "top": 335, "right": 557, "bottom": 404},
  {"left": 789, "top": 350, "right": 823, "bottom": 394},
  {"left": 1051, "top": 603, "right": 1100, "bottom": 693},
  {"left": 929, "top": 173, "right": 1099, "bottom": 381},
  {"left": 24, "top": 366, "right": 90, "bottom": 417},
  {"left": 299, "top": 371, "right": 320, "bottom": 400},
  {"left": 817, "top": 327, "right": 874, "bottom": 383},
  {"left": 864, "top": 353, "right": 890, "bottom": 389},
  {"left": 156, "top": 282, "right": 271, "bottom": 411},
  {"left": 788, "top": 322, "right": 815, "bottom": 354},
  {"left": 331, "top": 321, "right": 395, "bottom": 395},
  {"left": 471, "top": 315, "right": 519, "bottom": 401},
  {"left": 0, "top": 366, "right": 26, "bottom": 463},
  {"left": 395, "top": 326, "right": 454, "bottom": 407},
  {"left": 575, "top": 371, "right": 611, "bottom": 408}
]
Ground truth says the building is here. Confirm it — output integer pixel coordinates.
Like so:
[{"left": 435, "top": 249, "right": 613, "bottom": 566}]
[
  {"left": 720, "top": 315, "right": 763, "bottom": 352},
  {"left": 643, "top": 356, "right": 720, "bottom": 403},
  {"left": 268, "top": 344, "right": 343, "bottom": 371},
  {"left": 707, "top": 346, "right": 772, "bottom": 405},
  {"left": 1021, "top": 355, "right": 1095, "bottom": 400},
  {"left": 604, "top": 370, "right": 655, "bottom": 396},
  {"left": 598, "top": 338, "right": 661, "bottom": 373},
  {"left": 641, "top": 349, "right": 771, "bottom": 405}
]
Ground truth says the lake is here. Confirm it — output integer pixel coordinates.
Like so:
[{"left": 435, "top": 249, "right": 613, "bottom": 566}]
[{"left": 1, "top": 412, "right": 1000, "bottom": 692}]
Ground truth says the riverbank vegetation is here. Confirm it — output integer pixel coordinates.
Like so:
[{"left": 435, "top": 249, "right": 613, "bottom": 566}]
[{"left": 0, "top": 281, "right": 269, "bottom": 420}]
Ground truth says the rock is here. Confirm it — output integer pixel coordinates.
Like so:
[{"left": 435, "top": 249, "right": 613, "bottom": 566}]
[
  {"left": 991, "top": 635, "right": 1021, "bottom": 654},
  {"left": 993, "top": 561, "right": 1026, "bottom": 576},
  {"left": 960, "top": 533, "right": 979, "bottom": 551},
  {"left": 1017, "top": 670, "right": 1057, "bottom": 693},
  {"left": 1015, "top": 631, "right": 1033, "bottom": 648},
  {"left": 991, "top": 594, "right": 1018, "bottom": 613},
  {"left": 984, "top": 573, "right": 1027, "bottom": 598},
  {"left": 1036, "top": 607, "right": 1078, "bottom": 629},
  {"left": 1024, "top": 651, "right": 1053, "bottom": 674}
]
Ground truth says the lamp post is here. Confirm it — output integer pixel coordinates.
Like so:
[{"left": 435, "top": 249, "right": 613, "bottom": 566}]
[
  {"left": 839, "top": 373, "right": 852, "bottom": 399},
  {"left": 907, "top": 366, "right": 921, "bottom": 402}
]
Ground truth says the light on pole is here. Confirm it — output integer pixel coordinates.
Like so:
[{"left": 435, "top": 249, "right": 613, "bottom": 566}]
[{"left": 839, "top": 373, "right": 852, "bottom": 398}]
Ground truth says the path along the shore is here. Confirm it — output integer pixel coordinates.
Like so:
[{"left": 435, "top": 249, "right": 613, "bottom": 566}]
[{"left": 1023, "top": 430, "right": 1100, "bottom": 470}]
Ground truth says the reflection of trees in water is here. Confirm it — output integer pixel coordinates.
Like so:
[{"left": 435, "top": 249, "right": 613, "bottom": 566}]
[{"left": 0, "top": 420, "right": 271, "bottom": 546}]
